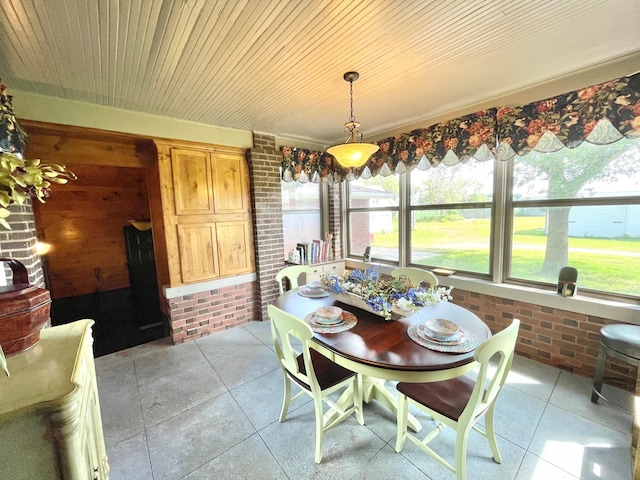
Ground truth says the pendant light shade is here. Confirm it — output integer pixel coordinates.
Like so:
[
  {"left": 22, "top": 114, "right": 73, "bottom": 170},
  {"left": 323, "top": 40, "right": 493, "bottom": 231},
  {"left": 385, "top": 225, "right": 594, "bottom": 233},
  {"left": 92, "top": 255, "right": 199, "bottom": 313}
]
[{"left": 327, "top": 72, "right": 379, "bottom": 169}]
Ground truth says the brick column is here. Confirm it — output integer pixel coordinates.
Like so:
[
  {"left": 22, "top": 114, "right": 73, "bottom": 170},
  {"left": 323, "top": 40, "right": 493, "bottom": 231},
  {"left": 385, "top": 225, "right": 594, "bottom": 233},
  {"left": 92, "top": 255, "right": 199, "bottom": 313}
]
[
  {"left": 327, "top": 183, "right": 342, "bottom": 260},
  {"left": 248, "top": 133, "right": 284, "bottom": 320},
  {"left": 0, "top": 201, "right": 46, "bottom": 288}
]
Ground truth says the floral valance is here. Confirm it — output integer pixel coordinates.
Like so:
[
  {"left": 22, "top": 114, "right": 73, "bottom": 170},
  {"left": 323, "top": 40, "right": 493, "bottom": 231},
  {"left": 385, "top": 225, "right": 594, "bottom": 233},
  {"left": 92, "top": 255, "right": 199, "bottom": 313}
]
[
  {"left": 281, "top": 72, "right": 640, "bottom": 183},
  {"left": 281, "top": 109, "right": 497, "bottom": 183},
  {"left": 496, "top": 72, "right": 640, "bottom": 160}
]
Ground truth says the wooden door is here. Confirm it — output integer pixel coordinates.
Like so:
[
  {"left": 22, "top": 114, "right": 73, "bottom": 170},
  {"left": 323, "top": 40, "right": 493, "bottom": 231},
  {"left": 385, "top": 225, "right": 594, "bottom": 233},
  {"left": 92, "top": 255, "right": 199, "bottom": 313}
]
[
  {"left": 211, "top": 151, "right": 248, "bottom": 214},
  {"left": 171, "top": 148, "right": 214, "bottom": 215},
  {"left": 177, "top": 223, "right": 219, "bottom": 282},
  {"left": 216, "top": 221, "right": 254, "bottom": 276}
]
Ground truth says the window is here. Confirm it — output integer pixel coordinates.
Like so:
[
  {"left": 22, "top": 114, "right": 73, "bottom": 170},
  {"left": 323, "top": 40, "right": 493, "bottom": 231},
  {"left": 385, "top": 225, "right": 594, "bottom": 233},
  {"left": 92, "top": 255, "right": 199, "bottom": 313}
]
[
  {"left": 508, "top": 138, "right": 640, "bottom": 296},
  {"left": 281, "top": 181, "right": 321, "bottom": 260},
  {"left": 342, "top": 136, "right": 640, "bottom": 300},
  {"left": 346, "top": 176, "right": 399, "bottom": 262},
  {"left": 410, "top": 160, "right": 494, "bottom": 274}
]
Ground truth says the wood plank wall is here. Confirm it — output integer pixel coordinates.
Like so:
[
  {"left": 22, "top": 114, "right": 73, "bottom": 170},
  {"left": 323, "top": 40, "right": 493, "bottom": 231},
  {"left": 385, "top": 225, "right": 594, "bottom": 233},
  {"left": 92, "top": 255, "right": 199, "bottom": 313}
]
[
  {"left": 33, "top": 164, "right": 150, "bottom": 298},
  {"left": 23, "top": 120, "right": 153, "bottom": 299}
]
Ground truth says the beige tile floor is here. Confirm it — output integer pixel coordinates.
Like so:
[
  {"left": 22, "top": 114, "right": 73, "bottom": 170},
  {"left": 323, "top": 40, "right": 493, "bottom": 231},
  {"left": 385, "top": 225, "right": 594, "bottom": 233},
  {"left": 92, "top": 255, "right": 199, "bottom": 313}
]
[{"left": 95, "top": 320, "right": 635, "bottom": 480}]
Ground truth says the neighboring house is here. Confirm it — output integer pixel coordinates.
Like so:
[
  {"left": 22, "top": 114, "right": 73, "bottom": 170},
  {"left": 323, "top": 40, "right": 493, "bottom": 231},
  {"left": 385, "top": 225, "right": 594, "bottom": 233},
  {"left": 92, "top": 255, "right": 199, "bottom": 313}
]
[{"left": 569, "top": 204, "right": 640, "bottom": 238}]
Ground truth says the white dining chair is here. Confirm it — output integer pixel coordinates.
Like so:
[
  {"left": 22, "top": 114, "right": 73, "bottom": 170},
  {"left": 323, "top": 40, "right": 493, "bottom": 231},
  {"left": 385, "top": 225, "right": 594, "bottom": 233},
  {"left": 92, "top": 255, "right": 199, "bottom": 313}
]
[
  {"left": 391, "top": 267, "right": 439, "bottom": 288},
  {"left": 275, "top": 265, "right": 314, "bottom": 295},
  {"left": 267, "top": 304, "right": 364, "bottom": 463},
  {"left": 395, "top": 319, "right": 520, "bottom": 480}
]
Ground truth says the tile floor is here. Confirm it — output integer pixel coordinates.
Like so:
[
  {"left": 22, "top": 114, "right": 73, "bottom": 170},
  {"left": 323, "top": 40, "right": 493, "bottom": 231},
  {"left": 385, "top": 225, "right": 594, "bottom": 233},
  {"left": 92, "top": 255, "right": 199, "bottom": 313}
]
[{"left": 95, "top": 320, "right": 635, "bottom": 480}]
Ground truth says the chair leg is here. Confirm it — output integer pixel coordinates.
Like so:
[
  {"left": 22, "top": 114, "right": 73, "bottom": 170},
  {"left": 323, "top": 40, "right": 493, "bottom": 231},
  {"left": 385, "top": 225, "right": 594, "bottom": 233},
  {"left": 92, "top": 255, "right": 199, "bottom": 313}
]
[
  {"left": 355, "top": 374, "right": 364, "bottom": 425},
  {"left": 279, "top": 371, "right": 292, "bottom": 422},
  {"left": 591, "top": 346, "right": 606, "bottom": 403},
  {"left": 454, "top": 428, "right": 471, "bottom": 480},
  {"left": 484, "top": 404, "right": 502, "bottom": 463},
  {"left": 313, "top": 396, "right": 325, "bottom": 463},
  {"left": 395, "top": 393, "right": 408, "bottom": 452}
]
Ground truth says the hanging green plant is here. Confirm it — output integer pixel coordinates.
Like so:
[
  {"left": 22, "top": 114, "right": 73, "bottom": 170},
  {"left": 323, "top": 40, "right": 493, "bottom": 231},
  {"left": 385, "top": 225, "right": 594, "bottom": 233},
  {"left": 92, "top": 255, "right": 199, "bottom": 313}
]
[{"left": 0, "top": 152, "right": 76, "bottom": 229}]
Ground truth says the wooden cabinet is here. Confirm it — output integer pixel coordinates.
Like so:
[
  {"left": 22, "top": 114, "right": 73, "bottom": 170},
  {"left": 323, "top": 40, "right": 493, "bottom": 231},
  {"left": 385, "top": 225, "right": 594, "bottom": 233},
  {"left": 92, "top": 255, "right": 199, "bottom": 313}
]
[
  {"left": 0, "top": 320, "right": 109, "bottom": 479},
  {"left": 172, "top": 148, "right": 214, "bottom": 215},
  {"left": 151, "top": 142, "right": 255, "bottom": 286},
  {"left": 304, "top": 260, "right": 346, "bottom": 284}
]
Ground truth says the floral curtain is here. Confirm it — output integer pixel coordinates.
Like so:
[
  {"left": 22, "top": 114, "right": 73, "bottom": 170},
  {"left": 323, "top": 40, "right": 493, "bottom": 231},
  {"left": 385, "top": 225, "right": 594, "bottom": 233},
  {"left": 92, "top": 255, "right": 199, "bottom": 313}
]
[
  {"left": 281, "top": 72, "right": 640, "bottom": 183},
  {"left": 281, "top": 109, "right": 497, "bottom": 183},
  {"left": 496, "top": 72, "right": 640, "bottom": 160}
]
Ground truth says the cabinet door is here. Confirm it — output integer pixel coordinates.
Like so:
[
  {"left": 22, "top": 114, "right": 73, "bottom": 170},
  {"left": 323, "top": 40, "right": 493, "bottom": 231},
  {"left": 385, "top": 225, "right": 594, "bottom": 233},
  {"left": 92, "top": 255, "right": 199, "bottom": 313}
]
[
  {"left": 177, "top": 224, "right": 219, "bottom": 282},
  {"left": 216, "top": 221, "right": 254, "bottom": 276},
  {"left": 171, "top": 149, "right": 214, "bottom": 215},
  {"left": 211, "top": 151, "right": 248, "bottom": 214}
]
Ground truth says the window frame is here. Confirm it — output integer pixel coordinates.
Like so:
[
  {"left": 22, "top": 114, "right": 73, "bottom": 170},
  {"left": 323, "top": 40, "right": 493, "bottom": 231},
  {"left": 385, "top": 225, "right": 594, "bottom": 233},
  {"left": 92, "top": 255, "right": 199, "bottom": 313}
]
[{"left": 341, "top": 143, "right": 640, "bottom": 303}]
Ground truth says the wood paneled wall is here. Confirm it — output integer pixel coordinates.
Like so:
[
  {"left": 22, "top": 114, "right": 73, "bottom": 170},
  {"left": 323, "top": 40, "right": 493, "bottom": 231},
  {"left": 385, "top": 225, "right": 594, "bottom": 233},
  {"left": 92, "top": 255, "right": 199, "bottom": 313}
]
[
  {"left": 33, "top": 164, "right": 150, "bottom": 298},
  {"left": 23, "top": 120, "right": 153, "bottom": 299}
]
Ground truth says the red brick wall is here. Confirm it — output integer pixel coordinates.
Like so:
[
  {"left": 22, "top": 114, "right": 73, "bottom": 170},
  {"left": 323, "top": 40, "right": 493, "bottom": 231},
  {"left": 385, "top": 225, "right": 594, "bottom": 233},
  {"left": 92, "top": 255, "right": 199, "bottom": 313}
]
[
  {"left": 248, "top": 133, "right": 285, "bottom": 320},
  {"left": 453, "top": 288, "right": 636, "bottom": 390},
  {"left": 168, "top": 281, "right": 257, "bottom": 343},
  {"left": 328, "top": 183, "right": 342, "bottom": 260}
]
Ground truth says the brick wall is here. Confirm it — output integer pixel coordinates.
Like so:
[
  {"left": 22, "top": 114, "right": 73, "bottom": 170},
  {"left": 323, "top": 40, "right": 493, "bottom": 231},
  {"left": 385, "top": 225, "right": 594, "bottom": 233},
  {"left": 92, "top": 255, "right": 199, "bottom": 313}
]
[
  {"left": 0, "top": 201, "right": 46, "bottom": 288},
  {"left": 167, "top": 282, "right": 257, "bottom": 343},
  {"left": 248, "top": 133, "right": 285, "bottom": 320},
  {"left": 327, "top": 183, "right": 342, "bottom": 260},
  {"left": 452, "top": 288, "right": 636, "bottom": 390}
]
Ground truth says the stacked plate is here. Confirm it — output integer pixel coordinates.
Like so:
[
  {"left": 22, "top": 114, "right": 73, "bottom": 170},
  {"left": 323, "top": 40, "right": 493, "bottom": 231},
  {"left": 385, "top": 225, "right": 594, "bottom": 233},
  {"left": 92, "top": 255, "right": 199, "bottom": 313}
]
[
  {"left": 298, "top": 282, "right": 329, "bottom": 298},
  {"left": 407, "top": 318, "right": 478, "bottom": 353},
  {"left": 308, "top": 306, "right": 344, "bottom": 327}
]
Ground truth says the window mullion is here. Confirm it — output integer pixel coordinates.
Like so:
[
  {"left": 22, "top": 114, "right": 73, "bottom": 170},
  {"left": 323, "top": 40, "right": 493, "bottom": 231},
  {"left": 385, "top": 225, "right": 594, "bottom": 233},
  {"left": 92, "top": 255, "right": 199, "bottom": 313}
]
[
  {"left": 399, "top": 172, "right": 410, "bottom": 267},
  {"left": 493, "top": 159, "right": 509, "bottom": 283}
]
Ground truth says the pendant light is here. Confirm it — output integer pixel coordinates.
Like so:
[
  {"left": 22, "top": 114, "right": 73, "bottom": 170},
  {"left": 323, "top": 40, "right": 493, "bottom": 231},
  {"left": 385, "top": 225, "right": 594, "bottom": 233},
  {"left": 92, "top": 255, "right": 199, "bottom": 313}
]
[{"left": 327, "top": 72, "right": 379, "bottom": 168}]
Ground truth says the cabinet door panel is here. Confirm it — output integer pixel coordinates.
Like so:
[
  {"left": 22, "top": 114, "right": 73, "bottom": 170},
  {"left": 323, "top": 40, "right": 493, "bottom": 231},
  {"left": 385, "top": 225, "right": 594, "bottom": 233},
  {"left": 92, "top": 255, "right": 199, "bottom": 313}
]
[
  {"left": 177, "top": 224, "right": 219, "bottom": 282},
  {"left": 171, "top": 149, "right": 214, "bottom": 215},
  {"left": 216, "top": 221, "right": 253, "bottom": 276},
  {"left": 211, "top": 152, "right": 247, "bottom": 214}
]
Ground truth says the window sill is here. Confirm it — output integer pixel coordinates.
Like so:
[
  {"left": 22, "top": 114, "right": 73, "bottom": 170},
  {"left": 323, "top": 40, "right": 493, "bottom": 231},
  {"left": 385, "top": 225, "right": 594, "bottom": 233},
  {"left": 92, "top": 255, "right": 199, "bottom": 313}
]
[{"left": 346, "top": 260, "right": 640, "bottom": 324}]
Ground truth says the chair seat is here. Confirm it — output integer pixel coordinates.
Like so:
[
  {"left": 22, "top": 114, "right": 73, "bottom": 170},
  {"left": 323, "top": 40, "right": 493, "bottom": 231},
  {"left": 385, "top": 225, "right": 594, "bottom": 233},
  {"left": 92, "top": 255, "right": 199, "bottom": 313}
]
[
  {"left": 292, "top": 350, "right": 357, "bottom": 390},
  {"left": 397, "top": 376, "right": 475, "bottom": 422},
  {"left": 601, "top": 325, "right": 640, "bottom": 359}
]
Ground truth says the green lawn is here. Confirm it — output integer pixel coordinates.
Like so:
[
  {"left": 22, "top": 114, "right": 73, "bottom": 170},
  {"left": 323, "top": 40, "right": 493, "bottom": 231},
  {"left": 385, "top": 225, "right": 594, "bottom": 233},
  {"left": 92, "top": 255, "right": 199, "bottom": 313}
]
[{"left": 371, "top": 216, "right": 640, "bottom": 296}]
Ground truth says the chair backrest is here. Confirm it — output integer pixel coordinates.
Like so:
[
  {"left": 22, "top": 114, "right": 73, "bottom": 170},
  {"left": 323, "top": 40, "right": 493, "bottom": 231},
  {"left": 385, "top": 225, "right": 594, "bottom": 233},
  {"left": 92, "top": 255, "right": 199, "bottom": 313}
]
[
  {"left": 391, "top": 267, "right": 439, "bottom": 288},
  {"left": 268, "top": 304, "right": 319, "bottom": 390},
  {"left": 461, "top": 319, "right": 520, "bottom": 424},
  {"left": 275, "top": 265, "right": 315, "bottom": 294}
]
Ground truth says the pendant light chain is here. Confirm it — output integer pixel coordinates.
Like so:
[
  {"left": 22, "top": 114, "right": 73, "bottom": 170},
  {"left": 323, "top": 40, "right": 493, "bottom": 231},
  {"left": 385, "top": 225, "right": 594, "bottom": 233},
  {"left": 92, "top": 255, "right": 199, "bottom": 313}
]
[{"left": 349, "top": 78, "right": 355, "bottom": 123}]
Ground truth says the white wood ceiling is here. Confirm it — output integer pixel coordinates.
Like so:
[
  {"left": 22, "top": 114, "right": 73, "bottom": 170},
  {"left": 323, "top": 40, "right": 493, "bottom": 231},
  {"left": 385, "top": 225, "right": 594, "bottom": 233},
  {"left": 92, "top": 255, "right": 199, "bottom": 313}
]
[{"left": 1, "top": 0, "right": 639, "bottom": 145}]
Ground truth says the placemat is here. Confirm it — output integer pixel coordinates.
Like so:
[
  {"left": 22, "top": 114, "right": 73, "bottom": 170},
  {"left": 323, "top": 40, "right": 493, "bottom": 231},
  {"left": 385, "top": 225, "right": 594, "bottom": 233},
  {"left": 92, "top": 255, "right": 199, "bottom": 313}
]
[
  {"left": 304, "top": 310, "right": 357, "bottom": 334},
  {"left": 407, "top": 323, "right": 478, "bottom": 353}
]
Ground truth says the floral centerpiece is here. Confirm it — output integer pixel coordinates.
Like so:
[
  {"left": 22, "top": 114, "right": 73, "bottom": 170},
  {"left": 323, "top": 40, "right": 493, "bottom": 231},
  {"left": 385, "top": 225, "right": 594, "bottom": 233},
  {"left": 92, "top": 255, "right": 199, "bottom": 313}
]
[{"left": 320, "top": 266, "right": 453, "bottom": 320}]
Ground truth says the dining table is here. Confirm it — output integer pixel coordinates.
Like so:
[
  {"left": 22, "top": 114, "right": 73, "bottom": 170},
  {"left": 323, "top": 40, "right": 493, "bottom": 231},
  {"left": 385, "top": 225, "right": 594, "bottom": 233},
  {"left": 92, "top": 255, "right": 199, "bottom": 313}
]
[{"left": 273, "top": 287, "right": 492, "bottom": 431}]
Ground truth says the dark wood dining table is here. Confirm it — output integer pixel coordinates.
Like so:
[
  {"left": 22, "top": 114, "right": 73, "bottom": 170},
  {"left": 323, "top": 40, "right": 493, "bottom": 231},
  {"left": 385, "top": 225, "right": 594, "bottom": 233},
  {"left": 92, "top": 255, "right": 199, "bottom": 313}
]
[{"left": 273, "top": 288, "right": 492, "bottom": 430}]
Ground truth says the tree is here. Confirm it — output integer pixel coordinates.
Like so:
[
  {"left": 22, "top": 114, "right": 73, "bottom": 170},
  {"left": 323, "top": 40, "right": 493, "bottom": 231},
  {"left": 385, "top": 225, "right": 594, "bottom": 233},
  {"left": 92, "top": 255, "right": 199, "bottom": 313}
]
[{"left": 514, "top": 139, "right": 640, "bottom": 275}]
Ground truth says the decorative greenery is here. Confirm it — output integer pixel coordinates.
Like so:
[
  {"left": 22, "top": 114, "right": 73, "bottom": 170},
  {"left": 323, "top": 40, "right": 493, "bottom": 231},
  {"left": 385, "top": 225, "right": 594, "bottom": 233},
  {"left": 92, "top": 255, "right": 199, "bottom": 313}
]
[
  {"left": 0, "top": 152, "right": 76, "bottom": 229},
  {"left": 321, "top": 266, "right": 453, "bottom": 320}
]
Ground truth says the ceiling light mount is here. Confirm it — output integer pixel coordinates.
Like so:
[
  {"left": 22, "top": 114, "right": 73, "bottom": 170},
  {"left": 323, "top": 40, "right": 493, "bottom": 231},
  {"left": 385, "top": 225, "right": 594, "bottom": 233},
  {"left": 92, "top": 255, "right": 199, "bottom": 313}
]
[{"left": 327, "top": 71, "right": 379, "bottom": 169}]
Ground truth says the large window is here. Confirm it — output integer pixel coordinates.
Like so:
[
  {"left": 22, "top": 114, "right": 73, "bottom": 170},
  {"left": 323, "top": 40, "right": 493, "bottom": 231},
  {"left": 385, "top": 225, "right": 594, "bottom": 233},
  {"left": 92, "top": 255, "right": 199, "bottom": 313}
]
[
  {"left": 343, "top": 136, "right": 640, "bottom": 300},
  {"left": 509, "top": 138, "right": 640, "bottom": 296},
  {"left": 346, "top": 176, "right": 399, "bottom": 263},
  {"left": 281, "top": 181, "right": 321, "bottom": 260},
  {"left": 410, "top": 160, "right": 494, "bottom": 274}
]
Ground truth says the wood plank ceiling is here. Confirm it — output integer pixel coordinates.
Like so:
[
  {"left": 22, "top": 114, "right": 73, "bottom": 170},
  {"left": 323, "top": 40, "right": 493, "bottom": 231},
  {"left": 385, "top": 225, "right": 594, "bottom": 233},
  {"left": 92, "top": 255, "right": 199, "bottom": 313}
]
[{"left": 0, "top": 0, "right": 639, "bottom": 145}]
